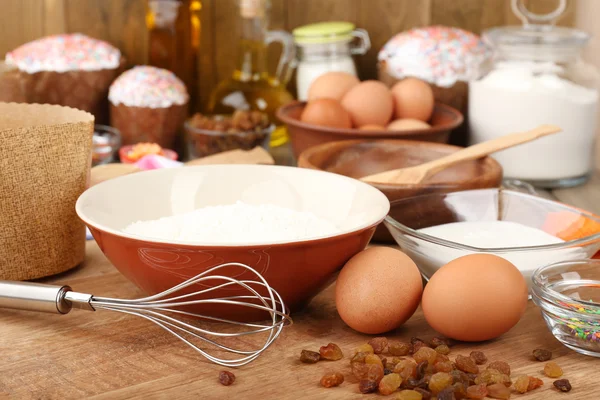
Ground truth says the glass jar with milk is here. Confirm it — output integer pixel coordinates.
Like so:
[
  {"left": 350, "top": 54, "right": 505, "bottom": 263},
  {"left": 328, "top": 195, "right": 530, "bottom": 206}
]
[
  {"left": 469, "top": 0, "right": 600, "bottom": 188},
  {"left": 292, "top": 22, "right": 370, "bottom": 101}
]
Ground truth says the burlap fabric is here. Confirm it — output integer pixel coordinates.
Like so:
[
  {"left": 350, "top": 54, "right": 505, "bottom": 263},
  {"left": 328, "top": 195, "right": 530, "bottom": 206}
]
[
  {"left": 0, "top": 60, "right": 125, "bottom": 125},
  {"left": 0, "top": 103, "right": 93, "bottom": 280},
  {"left": 110, "top": 102, "right": 188, "bottom": 148}
]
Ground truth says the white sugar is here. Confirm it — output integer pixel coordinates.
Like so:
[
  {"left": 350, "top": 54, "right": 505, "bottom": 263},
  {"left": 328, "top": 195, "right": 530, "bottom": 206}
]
[{"left": 123, "top": 201, "right": 340, "bottom": 244}]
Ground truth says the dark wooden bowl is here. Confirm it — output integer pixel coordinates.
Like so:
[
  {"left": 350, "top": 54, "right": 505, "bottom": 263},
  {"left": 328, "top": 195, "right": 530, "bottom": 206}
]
[
  {"left": 277, "top": 101, "right": 463, "bottom": 158},
  {"left": 298, "top": 139, "right": 503, "bottom": 242}
]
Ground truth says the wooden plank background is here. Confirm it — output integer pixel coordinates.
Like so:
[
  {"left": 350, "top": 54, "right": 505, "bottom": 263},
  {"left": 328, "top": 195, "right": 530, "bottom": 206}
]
[{"left": 0, "top": 0, "right": 577, "bottom": 112}]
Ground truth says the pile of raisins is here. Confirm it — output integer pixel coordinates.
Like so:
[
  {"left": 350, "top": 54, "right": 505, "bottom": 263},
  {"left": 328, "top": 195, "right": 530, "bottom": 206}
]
[{"left": 298, "top": 338, "right": 574, "bottom": 398}]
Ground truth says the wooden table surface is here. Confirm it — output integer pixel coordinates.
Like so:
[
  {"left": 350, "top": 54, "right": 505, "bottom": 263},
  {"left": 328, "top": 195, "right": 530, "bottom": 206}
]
[{"left": 1, "top": 173, "right": 600, "bottom": 399}]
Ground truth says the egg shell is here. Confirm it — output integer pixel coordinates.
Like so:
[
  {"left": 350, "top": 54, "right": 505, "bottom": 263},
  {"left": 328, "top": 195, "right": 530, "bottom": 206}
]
[
  {"left": 422, "top": 253, "right": 528, "bottom": 342},
  {"left": 387, "top": 118, "right": 431, "bottom": 131},
  {"left": 341, "top": 80, "right": 394, "bottom": 127},
  {"left": 391, "top": 78, "right": 434, "bottom": 122},
  {"left": 300, "top": 98, "right": 352, "bottom": 129},
  {"left": 359, "top": 124, "right": 386, "bottom": 131},
  {"left": 335, "top": 247, "right": 423, "bottom": 334},
  {"left": 307, "top": 71, "right": 360, "bottom": 102}
]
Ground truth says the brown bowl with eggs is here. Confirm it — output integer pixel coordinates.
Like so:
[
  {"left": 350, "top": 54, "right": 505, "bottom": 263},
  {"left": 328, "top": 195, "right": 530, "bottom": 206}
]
[
  {"left": 277, "top": 73, "right": 463, "bottom": 158},
  {"left": 298, "top": 139, "right": 503, "bottom": 242}
]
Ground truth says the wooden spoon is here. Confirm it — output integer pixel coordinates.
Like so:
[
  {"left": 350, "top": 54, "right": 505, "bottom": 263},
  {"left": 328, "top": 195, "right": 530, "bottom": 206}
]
[{"left": 361, "top": 124, "right": 562, "bottom": 185}]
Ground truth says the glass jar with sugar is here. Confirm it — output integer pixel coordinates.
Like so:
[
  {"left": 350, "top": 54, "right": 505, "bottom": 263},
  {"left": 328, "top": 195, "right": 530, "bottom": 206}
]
[
  {"left": 292, "top": 22, "right": 370, "bottom": 101},
  {"left": 469, "top": 0, "right": 600, "bottom": 188}
]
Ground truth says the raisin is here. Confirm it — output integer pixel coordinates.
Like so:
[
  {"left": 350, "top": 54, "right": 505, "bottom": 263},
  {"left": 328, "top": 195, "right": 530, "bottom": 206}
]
[
  {"left": 416, "top": 361, "right": 429, "bottom": 379},
  {"left": 435, "top": 345, "right": 451, "bottom": 355},
  {"left": 351, "top": 351, "right": 368, "bottom": 364},
  {"left": 355, "top": 343, "right": 374, "bottom": 354},
  {"left": 411, "top": 337, "right": 428, "bottom": 354},
  {"left": 532, "top": 348, "right": 552, "bottom": 362},
  {"left": 553, "top": 379, "right": 572, "bottom": 392},
  {"left": 394, "top": 359, "right": 418, "bottom": 380},
  {"left": 414, "top": 387, "right": 432, "bottom": 400},
  {"left": 434, "top": 361, "right": 454, "bottom": 373},
  {"left": 487, "top": 361, "right": 510, "bottom": 376},
  {"left": 544, "top": 361, "right": 563, "bottom": 378},
  {"left": 365, "top": 354, "right": 384, "bottom": 368},
  {"left": 527, "top": 376, "right": 544, "bottom": 391},
  {"left": 385, "top": 368, "right": 394, "bottom": 375},
  {"left": 436, "top": 353, "right": 450, "bottom": 363},
  {"left": 405, "top": 377, "right": 429, "bottom": 390},
  {"left": 453, "top": 382, "right": 467, "bottom": 400},
  {"left": 218, "top": 370, "right": 235, "bottom": 386},
  {"left": 513, "top": 375, "right": 529, "bottom": 394},
  {"left": 300, "top": 350, "right": 320, "bottom": 364},
  {"left": 397, "top": 389, "right": 424, "bottom": 400},
  {"left": 359, "top": 379, "right": 379, "bottom": 394},
  {"left": 390, "top": 341, "right": 411, "bottom": 356},
  {"left": 386, "top": 357, "right": 402, "bottom": 369},
  {"left": 352, "top": 363, "right": 384, "bottom": 382},
  {"left": 429, "top": 372, "right": 453, "bottom": 394},
  {"left": 450, "top": 370, "right": 470, "bottom": 387},
  {"left": 430, "top": 337, "right": 450, "bottom": 348},
  {"left": 474, "top": 369, "right": 510, "bottom": 387},
  {"left": 466, "top": 374, "right": 478, "bottom": 386},
  {"left": 368, "top": 337, "right": 389, "bottom": 354},
  {"left": 379, "top": 373, "right": 402, "bottom": 395},
  {"left": 469, "top": 351, "right": 487, "bottom": 365},
  {"left": 455, "top": 355, "right": 479, "bottom": 374},
  {"left": 487, "top": 383, "right": 510, "bottom": 399},
  {"left": 437, "top": 386, "right": 456, "bottom": 400},
  {"left": 320, "top": 372, "right": 344, "bottom": 388},
  {"left": 465, "top": 384, "right": 487, "bottom": 399},
  {"left": 414, "top": 347, "right": 438, "bottom": 365},
  {"left": 319, "top": 343, "right": 343, "bottom": 361}
]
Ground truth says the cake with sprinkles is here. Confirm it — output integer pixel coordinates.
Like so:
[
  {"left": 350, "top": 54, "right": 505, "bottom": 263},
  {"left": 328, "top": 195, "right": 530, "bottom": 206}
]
[
  {"left": 377, "top": 26, "right": 491, "bottom": 145},
  {"left": 109, "top": 66, "right": 189, "bottom": 148},
  {"left": 1, "top": 33, "right": 124, "bottom": 123}
]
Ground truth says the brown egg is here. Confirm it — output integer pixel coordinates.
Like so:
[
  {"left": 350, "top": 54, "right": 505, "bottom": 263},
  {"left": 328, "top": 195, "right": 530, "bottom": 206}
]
[
  {"left": 335, "top": 247, "right": 423, "bottom": 334},
  {"left": 307, "top": 72, "right": 360, "bottom": 102},
  {"left": 391, "top": 78, "right": 435, "bottom": 121},
  {"left": 341, "top": 80, "right": 394, "bottom": 127},
  {"left": 387, "top": 118, "right": 431, "bottom": 131},
  {"left": 422, "top": 254, "right": 528, "bottom": 342},
  {"left": 359, "top": 124, "right": 386, "bottom": 131},
  {"left": 300, "top": 98, "right": 352, "bottom": 129}
]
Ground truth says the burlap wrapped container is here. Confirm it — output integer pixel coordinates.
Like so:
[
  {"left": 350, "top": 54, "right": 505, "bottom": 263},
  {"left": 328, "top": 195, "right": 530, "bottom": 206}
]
[
  {"left": 0, "top": 60, "right": 124, "bottom": 125},
  {"left": 0, "top": 103, "right": 94, "bottom": 280}
]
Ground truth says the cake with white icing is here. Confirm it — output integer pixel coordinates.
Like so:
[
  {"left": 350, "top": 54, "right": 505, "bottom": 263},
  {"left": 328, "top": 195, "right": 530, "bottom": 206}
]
[{"left": 109, "top": 66, "right": 189, "bottom": 148}]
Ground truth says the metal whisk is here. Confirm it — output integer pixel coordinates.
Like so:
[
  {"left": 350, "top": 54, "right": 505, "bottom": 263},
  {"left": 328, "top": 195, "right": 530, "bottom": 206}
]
[{"left": 0, "top": 262, "right": 292, "bottom": 367}]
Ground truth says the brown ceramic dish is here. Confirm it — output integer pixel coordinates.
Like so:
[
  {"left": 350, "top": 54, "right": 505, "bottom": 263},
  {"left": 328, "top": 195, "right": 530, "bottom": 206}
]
[
  {"left": 276, "top": 101, "right": 463, "bottom": 158},
  {"left": 76, "top": 164, "right": 390, "bottom": 321},
  {"left": 297, "top": 139, "right": 503, "bottom": 242}
]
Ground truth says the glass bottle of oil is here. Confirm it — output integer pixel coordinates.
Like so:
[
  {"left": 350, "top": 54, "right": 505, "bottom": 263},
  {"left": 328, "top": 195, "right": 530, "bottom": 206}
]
[
  {"left": 146, "top": 0, "right": 201, "bottom": 112},
  {"left": 207, "top": 0, "right": 295, "bottom": 148}
]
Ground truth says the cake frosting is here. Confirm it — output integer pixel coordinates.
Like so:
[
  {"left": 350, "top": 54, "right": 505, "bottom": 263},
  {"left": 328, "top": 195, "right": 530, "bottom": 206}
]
[
  {"left": 5, "top": 33, "right": 121, "bottom": 74},
  {"left": 108, "top": 66, "right": 189, "bottom": 108},
  {"left": 378, "top": 26, "right": 491, "bottom": 87}
]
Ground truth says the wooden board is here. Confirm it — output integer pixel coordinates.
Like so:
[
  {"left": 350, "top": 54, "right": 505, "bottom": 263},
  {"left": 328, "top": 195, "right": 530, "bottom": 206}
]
[{"left": 0, "top": 233, "right": 597, "bottom": 399}]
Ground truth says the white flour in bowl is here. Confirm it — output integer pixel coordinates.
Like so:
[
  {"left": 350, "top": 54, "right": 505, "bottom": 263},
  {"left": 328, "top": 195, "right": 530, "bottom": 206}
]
[{"left": 123, "top": 201, "right": 340, "bottom": 244}]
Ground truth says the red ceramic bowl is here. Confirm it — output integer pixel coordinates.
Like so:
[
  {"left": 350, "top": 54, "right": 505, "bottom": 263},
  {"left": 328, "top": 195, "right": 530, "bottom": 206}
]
[
  {"left": 76, "top": 164, "right": 389, "bottom": 321},
  {"left": 277, "top": 101, "right": 463, "bottom": 158},
  {"left": 119, "top": 144, "right": 178, "bottom": 164}
]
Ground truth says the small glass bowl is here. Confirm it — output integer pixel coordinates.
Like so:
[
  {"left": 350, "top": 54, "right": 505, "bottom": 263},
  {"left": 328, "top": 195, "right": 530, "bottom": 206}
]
[
  {"left": 532, "top": 260, "right": 600, "bottom": 357},
  {"left": 92, "top": 125, "right": 121, "bottom": 166},
  {"left": 383, "top": 188, "right": 600, "bottom": 288},
  {"left": 184, "top": 118, "right": 273, "bottom": 159}
]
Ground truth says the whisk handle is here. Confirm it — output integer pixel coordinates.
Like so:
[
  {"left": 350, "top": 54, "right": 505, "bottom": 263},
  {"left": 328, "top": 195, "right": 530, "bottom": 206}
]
[{"left": 0, "top": 281, "right": 75, "bottom": 314}]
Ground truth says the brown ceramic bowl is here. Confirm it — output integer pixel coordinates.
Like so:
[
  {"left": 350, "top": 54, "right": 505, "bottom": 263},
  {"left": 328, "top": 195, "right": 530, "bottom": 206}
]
[
  {"left": 298, "top": 139, "right": 503, "bottom": 242},
  {"left": 76, "top": 164, "right": 389, "bottom": 321},
  {"left": 277, "top": 101, "right": 463, "bottom": 158}
]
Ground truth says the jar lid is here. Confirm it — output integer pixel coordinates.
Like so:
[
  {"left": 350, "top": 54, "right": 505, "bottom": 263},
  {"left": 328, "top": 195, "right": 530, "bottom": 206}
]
[
  {"left": 484, "top": 25, "right": 589, "bottom": 50},
  {"left": 293, "top": 22, "right": 355, "bottom": 44}
]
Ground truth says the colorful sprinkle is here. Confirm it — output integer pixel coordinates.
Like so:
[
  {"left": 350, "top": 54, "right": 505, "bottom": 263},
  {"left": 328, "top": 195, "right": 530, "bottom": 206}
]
[
  {"left": 108, "top": 66, "right": 189, "bottom": 109},
  {"left": 378, "top": 25, "right": 491, "bottom": 87},
  {"left": 5, "top": 33, "right": 121, "bottom": 74}
]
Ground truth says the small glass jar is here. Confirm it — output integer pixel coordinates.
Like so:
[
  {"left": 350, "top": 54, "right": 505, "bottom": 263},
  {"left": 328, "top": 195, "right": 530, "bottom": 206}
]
[
  {"left": 293, "top": 22, "right": 370, "bottom": 101},
  {"left": 469, "top": 0, "right": 600, "bottom": 188}
]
